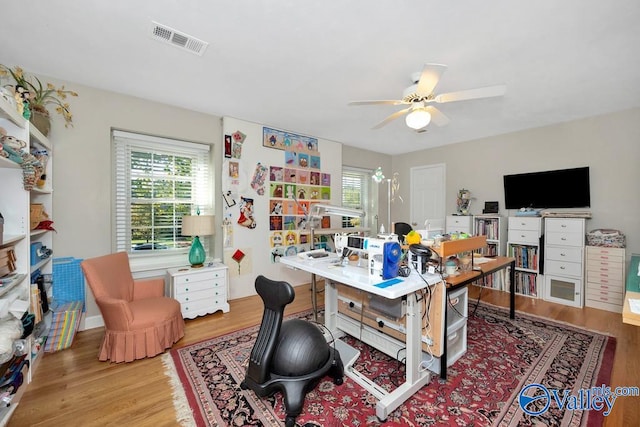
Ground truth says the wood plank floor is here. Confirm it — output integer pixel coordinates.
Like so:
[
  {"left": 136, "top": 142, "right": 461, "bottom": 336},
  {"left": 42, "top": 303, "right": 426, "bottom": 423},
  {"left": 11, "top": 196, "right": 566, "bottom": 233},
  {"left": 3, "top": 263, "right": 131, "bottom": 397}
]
[{"left": 9, "top": 284, "right": 639, "bottom": 426}]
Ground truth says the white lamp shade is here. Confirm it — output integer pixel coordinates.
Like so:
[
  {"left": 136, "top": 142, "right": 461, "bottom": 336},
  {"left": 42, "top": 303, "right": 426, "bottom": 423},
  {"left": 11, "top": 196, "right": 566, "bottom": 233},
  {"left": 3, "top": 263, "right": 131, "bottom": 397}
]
[
  {"left": 405, "top": 109, "right": 432, "bottom": 130},
  {"left": 182, "top": 215, "right": 215, "bottom": 236}
]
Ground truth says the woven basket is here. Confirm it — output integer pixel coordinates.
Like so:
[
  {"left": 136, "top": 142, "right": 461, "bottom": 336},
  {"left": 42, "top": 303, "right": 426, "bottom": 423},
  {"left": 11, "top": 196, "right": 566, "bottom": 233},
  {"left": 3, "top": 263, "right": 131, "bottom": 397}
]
[{"left": 586, "top": 229, "right": 626, "bottom": 248}]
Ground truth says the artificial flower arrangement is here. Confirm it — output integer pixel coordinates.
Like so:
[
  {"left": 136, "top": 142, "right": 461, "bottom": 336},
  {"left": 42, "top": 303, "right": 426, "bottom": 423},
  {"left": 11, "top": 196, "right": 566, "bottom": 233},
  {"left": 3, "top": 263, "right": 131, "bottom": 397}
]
[{"left": 0, "top": 64, "right": 78, "bottom": 127}]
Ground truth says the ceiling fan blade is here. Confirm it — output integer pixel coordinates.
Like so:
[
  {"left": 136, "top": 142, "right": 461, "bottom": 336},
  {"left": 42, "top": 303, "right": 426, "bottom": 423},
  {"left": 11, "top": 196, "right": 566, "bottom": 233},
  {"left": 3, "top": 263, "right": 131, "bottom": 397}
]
[
  {"left": 348, "top": 100, "right": 407, "bottom": 106},
  {"left": 415, "top": 63, "right": 448, "bottom": 97},
  {"left": 434, "top": 85, "right": 506, "bottom": 103},
  {"left": 425, "top": 106, "right": 450, "bottom": 127},
  {"left": 372, "top": 107, "right": 412, "bottom": 129}
]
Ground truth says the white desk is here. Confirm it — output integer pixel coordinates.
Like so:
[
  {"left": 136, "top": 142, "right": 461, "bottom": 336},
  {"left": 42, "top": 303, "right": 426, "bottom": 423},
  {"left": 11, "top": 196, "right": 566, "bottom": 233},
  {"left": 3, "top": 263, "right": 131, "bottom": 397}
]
[{"left": 280, "top": 254, "right": 443, "bottom": 420}]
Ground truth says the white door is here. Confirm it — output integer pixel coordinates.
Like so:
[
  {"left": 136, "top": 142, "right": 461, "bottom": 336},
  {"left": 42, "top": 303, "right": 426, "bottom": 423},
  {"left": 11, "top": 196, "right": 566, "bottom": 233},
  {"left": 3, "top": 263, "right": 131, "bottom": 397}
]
[{"left": 410, "top": 164, "right": 446, "bottom": 231}]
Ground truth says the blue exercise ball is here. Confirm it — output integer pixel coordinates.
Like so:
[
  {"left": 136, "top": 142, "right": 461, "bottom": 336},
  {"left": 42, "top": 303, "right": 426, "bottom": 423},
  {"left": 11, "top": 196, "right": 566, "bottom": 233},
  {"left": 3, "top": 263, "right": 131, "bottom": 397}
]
[{"left": 271, "top": 319, "right": 330, "bottom": 376}]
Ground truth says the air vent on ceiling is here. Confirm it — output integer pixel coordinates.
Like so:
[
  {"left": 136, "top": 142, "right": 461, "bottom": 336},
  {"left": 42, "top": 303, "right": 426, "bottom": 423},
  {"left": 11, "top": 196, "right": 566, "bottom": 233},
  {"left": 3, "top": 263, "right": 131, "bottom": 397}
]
[{"left": 150, "top": 21, "right": 208, "bottom": 56}]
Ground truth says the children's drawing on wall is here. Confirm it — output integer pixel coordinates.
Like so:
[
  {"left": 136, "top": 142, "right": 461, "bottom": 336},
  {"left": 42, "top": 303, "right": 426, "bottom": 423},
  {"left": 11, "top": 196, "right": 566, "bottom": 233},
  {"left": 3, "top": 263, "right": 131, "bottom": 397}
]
[
  {"left": 283, "top": 215, "right": 296, "bottom": 230},
  {"left": 321, "top": 187, "right": 331, "bottom": 200},
  {"left": 310, "top": 172, "right": 320, "bottom": 186},
  {"left": 310, "top": 155, "right": 321, "bottom": 170},
  {"left": 296, "top": 186, "right": 308, "bottom": 200},
  {"left": 270, "top": 246, "right": 285, "bottom": 263},
  {"left": 229, "top": 161, "right": 239, "bottom": 178},
  {"left": 285, "top": 231, "right": 298, "bottom": 246},
  {"left": 263, "top": 127, "right": 318, "bottom": 152},
  {"left": 237, "top": 197, "right": 256, "bottom": 229},
  {"left": 285, "top": 246, "right": 298, "bottom": 256},
  {"left": 269, "top": 200, "right": 283, "bottom": 215},
  {"left": 285, "top": 184, "right": 296, "bottom": 199},
  {"left": 250, "top": 162, "right": 268, "bottom": 195},
  {"left": 270, "top": 183, "right": 283, "bottom": 198},
  {"left": 297, "top": 170, "right": 309, "bottom": 185},
  {"left": 285, "top": 151, "right": 297, "bottom": 166},
  {"left": 285, "top": 168, "right": 297, "bottom": 183},
  {"left": 321, "top": 173, "right": 331, "bottom": 186},
  {"left": 229, "top": 130, "right": 246, "bottom": 159},
  {"left": 309, "top": 188, "right": 320, "bottom": 200},
  {"left": 224, "top": 135, "right": 232, "bottom": 158},
  {"left": 269, "top": 166, "right": 283, "bottom": 182},
  {"left": 298, "top": 153, "right": 309, "bottom": 168},
  {"left": 299, "top": 233, "right": 308, "bottom": 245},
  {"left": 270, "top": 215, "right": 283, "bottom": 230},
  {"left": 270, "top": 231, "right": 283, "bottom": 247}
]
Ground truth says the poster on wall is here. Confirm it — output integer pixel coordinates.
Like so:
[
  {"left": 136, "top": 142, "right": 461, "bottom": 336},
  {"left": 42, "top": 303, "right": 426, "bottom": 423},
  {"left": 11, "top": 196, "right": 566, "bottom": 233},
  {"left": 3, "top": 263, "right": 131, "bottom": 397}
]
[{"left": 263, "top": 127, "right": 319, "bottom": 152}]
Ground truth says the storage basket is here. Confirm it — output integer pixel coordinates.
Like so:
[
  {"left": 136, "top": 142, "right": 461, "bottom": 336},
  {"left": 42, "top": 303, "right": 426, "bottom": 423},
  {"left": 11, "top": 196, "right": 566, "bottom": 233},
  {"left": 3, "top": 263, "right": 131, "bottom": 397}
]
[
  {"left": 586, "top": 229, "right": 626, "bottom": 248},
  {"left": 53, "top": 257, "right": 85, "bottom": 310},
  {"left": 44, "top": 300, "right": 83, "bottom": 352}
]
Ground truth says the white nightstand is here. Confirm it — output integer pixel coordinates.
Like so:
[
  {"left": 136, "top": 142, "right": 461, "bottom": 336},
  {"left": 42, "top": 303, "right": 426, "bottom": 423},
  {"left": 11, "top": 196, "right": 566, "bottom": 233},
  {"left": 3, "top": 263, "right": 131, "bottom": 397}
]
[{"left": 167, "top": 263, "right": 230, "bottom": 319}]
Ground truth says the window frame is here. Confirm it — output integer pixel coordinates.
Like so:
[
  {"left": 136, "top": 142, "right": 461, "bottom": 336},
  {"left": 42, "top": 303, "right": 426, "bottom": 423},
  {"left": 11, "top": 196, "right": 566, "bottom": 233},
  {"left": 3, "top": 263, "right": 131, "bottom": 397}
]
[
  {"left": 112, "top": 130, "right": 213, "bottom": 263},
  {"left": 341, "top": 166, "right": 378, "bottom": 231}
]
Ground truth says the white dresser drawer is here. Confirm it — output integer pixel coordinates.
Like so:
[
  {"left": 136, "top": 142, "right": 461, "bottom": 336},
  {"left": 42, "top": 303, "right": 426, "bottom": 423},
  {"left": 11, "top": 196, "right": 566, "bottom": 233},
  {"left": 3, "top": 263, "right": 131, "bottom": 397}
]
[
  {"left": 181, "top": 297, "right": 228, "bottom": 316},
  {"left": 174, "top": 269, "right": 226, "bottom": 286},
  {"left": 546, "top": 218, "right": 584, "bottom": 233},
  {"left": 445, "top": 215, "right": 473, "bottom": 233},
  {"left": 175, "top": 278, "right": 226, "bottom": 295},
  {"left": 175, "top": 287, "right": 226, "bottom": 304},
  {"left": 546, "top": 259, "right": 583, "bottom": 277},
  {"left": 508, "top": 229, "right": 539, "bottom": 244},
  {"left": 508, "top": 217, "right": 540, "bottom": 232},
  {"left": 545, "top": 246, "right": 583, "bottom": 263},
  {"left": 546, "top": 232, "right": 583, "bottom": 247}
]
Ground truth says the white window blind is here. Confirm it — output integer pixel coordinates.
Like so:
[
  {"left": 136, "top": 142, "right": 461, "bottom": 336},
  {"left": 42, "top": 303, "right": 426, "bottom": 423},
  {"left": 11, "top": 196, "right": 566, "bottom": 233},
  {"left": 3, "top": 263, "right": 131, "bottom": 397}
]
[
  {"left": 342, "top": 167, "right": 375, "bottom": 228},
  {"left": 112, "top": 130, "right": 212, "bottom": 255}
]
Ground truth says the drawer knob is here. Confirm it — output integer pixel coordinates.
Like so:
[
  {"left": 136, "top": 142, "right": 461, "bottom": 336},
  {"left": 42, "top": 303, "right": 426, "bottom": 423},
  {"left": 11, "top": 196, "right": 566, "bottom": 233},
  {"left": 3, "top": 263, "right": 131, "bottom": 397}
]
[
  {"left": 560, "top": 253, "right": 566, "bottom": 257},
  {"left": 560, "top": 266, "right": 566, "bottom": 270},
  {"left": 185, "top": 287, "right": 189, "bottom": 292}
]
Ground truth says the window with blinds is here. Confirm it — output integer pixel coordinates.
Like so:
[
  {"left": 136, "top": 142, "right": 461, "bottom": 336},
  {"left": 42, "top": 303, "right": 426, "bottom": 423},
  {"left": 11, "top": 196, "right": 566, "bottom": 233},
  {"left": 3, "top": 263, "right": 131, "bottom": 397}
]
[
  {"left": 112, "top": 130, "right": 212, "bottom": 254},
  {"left": 342, "top": 167, "right": 375, "bottom": 228}
]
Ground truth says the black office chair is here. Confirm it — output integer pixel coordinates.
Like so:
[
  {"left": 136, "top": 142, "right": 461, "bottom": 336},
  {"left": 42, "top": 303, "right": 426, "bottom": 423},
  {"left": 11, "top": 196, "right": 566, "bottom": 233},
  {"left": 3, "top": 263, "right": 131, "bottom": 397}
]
[
  {"left": 393, "top": 222, "right": 413, "bottom": 244},
  {"left": 240, "top": 275, "right": 344, "bottom": 427}
]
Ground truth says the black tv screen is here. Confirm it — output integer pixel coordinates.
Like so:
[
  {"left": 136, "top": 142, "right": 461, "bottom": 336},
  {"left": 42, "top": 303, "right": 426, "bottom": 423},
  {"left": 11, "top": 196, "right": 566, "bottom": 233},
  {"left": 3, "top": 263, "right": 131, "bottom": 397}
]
[{"left": 503, "top": 167, "right": 590, "bottom": 209}]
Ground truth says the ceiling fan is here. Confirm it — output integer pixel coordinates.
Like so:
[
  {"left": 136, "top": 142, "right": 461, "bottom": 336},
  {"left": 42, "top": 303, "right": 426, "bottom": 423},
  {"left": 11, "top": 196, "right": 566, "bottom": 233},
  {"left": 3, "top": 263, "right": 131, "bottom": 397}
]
[{"left": 348, "top": 63, "right": 506, "bottom": 131}]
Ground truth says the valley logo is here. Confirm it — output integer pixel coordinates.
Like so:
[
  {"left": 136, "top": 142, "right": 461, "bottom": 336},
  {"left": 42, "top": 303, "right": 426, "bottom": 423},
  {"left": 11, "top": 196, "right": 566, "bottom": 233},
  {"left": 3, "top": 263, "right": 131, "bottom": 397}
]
[{"left": 518, "top": 383, "right": 639, "bottom": 417}]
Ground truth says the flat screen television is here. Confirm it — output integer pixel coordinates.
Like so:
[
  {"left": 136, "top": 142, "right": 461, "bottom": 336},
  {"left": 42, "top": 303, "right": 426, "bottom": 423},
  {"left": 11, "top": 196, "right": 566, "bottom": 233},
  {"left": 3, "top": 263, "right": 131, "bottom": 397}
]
[{"left": 503, "top": 167, "right": 590, "bottom": 209}]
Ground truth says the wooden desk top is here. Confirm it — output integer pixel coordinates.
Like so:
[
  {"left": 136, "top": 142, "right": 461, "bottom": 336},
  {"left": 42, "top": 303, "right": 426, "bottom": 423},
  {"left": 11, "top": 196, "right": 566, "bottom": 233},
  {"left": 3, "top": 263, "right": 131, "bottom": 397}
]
[
  {"left": 623, "top": 291, "right": 640, "bottom": 327},
  {"left": 444, "top": 256, "right": 514, "bottom": 287}
]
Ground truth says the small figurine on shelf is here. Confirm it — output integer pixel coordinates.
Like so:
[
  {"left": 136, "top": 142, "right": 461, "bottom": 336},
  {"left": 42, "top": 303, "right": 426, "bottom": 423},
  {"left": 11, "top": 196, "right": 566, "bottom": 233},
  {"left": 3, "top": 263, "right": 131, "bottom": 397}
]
[{"left": 457, "top": 188, "right": 472, "bottom": 215}]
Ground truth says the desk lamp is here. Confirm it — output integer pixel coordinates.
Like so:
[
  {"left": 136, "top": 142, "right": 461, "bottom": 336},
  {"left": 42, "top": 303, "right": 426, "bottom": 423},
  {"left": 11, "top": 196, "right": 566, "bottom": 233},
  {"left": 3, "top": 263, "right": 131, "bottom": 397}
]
[{"left": 182, "top": 213, "right": 215, "bottom": 268}]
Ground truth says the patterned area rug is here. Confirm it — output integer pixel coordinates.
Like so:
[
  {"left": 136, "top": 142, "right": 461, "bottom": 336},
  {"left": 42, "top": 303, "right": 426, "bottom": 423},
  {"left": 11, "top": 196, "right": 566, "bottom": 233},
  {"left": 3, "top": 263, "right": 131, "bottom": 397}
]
[{"left": 163, "top": 303, "right": 615, "bottom": 426}]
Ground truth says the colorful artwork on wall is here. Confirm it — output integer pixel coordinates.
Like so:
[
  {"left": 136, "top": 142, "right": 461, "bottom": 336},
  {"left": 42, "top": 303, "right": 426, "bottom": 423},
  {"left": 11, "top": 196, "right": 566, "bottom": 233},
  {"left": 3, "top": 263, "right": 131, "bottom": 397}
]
[{"left": 263, "top": 127, "right": 318, "bottom": 152}]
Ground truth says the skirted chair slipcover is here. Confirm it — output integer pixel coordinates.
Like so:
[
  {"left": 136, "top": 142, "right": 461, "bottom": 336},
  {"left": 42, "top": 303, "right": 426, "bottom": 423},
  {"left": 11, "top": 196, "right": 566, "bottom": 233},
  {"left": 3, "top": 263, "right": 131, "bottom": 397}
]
[{"left": 81, "top": 252, "right": 185, "bottom": 363}]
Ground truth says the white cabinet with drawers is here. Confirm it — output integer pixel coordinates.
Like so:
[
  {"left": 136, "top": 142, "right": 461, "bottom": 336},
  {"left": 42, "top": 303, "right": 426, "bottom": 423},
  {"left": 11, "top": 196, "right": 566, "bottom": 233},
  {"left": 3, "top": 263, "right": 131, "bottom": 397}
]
[
  {"left": 507, "top": 217, "right": 543, "bottom": 298},
  {"left": 585, "top": 246, "right": 625, "bottom": 312},
  {"left": 167, "top": 263, "right": 230, "bottom": 319},
  {"left": 543, "top": 218, "right": 586, "bottom": 307},
  {"left": 445, "top": 215, "right": 473, "bottom": 234}
]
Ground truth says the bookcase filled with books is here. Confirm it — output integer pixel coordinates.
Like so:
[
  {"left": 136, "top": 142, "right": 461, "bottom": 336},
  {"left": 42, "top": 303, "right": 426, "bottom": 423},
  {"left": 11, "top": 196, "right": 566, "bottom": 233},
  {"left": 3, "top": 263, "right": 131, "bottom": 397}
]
[
  {"left": 473, "top": 215, "right": 507, "bottom": 290},
  {"left": 507, "top": 217, "right": 544, "bottom": 298}
]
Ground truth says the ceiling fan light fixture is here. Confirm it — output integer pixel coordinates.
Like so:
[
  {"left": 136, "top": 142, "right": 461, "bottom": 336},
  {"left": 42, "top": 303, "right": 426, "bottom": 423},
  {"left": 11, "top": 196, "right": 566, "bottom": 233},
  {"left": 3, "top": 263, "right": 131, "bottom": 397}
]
[{"left": 405, "top": 108, "right": 431, "bottom": 129}]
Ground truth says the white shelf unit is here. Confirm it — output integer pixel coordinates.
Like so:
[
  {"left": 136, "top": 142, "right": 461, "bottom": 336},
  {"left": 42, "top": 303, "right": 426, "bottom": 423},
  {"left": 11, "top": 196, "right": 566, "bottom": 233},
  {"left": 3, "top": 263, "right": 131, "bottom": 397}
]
[
  {"left": 543, "top": 218, "right": 586, "bottom": 308},
  {"left": 585, "top": 246, "right": 625, "bottom": 313},
  {"left": 473, "top": 215, "right": 507, "bottom": 291},
  {"left": 507, "top": 217, "right": 544, "bottom": 298},
  {"left": 0, "top": 97, "right": 53, "bottom": 424},
  {"left": 445, "top": 215, "right": 473, "bottom": 235}
]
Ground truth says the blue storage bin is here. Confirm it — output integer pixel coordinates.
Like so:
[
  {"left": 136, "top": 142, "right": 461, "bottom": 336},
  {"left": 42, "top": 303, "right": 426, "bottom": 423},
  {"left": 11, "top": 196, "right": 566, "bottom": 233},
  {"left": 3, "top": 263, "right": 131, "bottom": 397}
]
[{"left": 53, "top": 257, "right": 85, "bottom": 311}]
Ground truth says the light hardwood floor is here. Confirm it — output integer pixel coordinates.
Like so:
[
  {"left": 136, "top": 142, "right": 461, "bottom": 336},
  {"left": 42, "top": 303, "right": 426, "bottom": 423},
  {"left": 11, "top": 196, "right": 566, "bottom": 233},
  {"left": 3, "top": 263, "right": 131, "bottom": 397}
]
[{"left": 9, "top": 284, "right": 639, "bottom": 426}]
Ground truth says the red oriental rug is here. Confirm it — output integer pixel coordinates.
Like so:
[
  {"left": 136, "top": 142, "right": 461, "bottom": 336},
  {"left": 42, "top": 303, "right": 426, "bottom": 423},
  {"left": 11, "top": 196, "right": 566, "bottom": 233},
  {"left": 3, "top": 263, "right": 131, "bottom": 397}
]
[{"left": 163, "top": 303, "right": 615, "bottom": 426}]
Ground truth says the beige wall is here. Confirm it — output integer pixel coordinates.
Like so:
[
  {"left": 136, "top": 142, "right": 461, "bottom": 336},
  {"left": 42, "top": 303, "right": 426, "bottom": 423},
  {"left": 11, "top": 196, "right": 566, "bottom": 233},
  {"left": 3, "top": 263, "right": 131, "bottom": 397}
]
[
  {"left": 41, "top": 72, "right": 638, "bottom": 326},
  {"left": 391, "top": 108, "right": 640, "bottom": 260},
  {"left": 43, "top": 76, "right": 223, "bottom": 322}
]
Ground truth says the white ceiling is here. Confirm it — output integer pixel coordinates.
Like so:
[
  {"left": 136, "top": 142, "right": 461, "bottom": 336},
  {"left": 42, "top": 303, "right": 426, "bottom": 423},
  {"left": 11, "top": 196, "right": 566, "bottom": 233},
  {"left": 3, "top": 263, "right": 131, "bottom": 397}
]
[{"left": 1, "top": 1, "right": 639, "bottom": 155}]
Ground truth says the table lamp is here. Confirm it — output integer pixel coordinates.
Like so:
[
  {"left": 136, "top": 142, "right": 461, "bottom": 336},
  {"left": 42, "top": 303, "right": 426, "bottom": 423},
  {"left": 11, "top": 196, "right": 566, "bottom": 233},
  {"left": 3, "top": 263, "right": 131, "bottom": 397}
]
[{"left": 181, "top": 214, "right": 215, "bottom": 268}]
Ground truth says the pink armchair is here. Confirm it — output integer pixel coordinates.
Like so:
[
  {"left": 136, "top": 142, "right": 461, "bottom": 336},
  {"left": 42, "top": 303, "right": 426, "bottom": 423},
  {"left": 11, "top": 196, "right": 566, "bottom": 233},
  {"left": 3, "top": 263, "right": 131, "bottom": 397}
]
[{"left": 81, "top": 252, "right": 185, "bottom": 363}]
